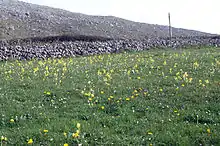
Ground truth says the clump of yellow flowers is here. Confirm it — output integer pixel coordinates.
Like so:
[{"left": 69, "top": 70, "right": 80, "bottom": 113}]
[{"left": 72, "top": 123, "right": 81, "bottom": 138}]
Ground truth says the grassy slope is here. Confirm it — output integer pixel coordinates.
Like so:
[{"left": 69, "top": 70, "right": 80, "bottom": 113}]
[{"left": 0, "top": 48, "right": 220, "bottom": 145}]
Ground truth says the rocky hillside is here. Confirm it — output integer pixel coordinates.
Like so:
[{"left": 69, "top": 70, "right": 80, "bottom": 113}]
[{"left": 0, "top": 0, "right": 215, "bottom": 40}]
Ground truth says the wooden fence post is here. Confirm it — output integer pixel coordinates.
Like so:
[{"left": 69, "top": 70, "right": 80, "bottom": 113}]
[{"left": 168, "top": 12, "right": 172, "bottom": 40}]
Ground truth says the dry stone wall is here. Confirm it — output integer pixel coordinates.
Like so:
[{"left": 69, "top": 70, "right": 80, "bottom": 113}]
[{"left": 0, "top": 36, "right": 220, "bottom": 61}]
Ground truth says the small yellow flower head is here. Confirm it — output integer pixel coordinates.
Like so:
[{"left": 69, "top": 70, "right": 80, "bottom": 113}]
[
  {"left": 159, "top": 88, "right": 163, "bottom": 92},
  {"left": 174, "top": 63, "right": 177, "bottom": 68},
  {"left": 138, "top": 88, "right": 142, "bottom": 91},
  {"left": 108, "top": 98, "right": 111, "bottom": 101},
  {"left": 63, "top": 132, "right": 67, "bottom": 137},
  {"left": 77, "top": 123, "right": 81, "bottom": 129},
  {"left": 207, "top": 128, "right": 211, "bottom": 134},
  {"left": 27, "top": 138, "right": 33, "bottom": 144},
  {"left": 100, "top": 91, "right": 104, "bottom": 94},
  {"left": 43, "top": 129, "right": 49, "bottom": 133},
  {"left": 183, "top": 72, "right": 188, "bottom": 78},
  {"left": 88, "top": 98, "right": 92, "bottom": 101},
  {"left": 169, "top": 68, "right": 172, "bottom": 73},
  {"left": 189, "top": 78, "right": 193, "bottom": 83},
  {"left": 181, "top": 84, "right": 185, "bottom": 87},
  {"left": 110, "top": 96, "right": 114, "bottom": 99},
  {"left": 91, "top": 94, "right": 95, "bottom": 98},
  {"left": 149, "top": 144, "right": 153, "bottom": 146},
  {"left": 193, "top": 61, "right": 199, "bottom": 68},
  {"left": 148, "top": 132, "right": 153, "bottom": 135},
  {"left": 126, "top": 97, "right": 130, "bottom": 101},
  {"left": 137, "top": 77, "right": 141, "bottom": 80},
  {"left": 72, "top": 132, "right": 79, "bottom": 138},
  {"left": 64, "top": 143, "right": 69, "bottom": 146},
  {"left": 205, "top": 80, "right": 209, "bottom": 84},
  {"left": 1, "top": 136, "right": 7, "bottom": 141},
  {"left": 163, "top": 61, "right": 167, "bottom": 65},
  {"left": 10, "top": 119, "right": 15, "bottom": 123},
  {"left": 174, "top": 110, "right": 178, "bottom": 113},
  {"left": 76, "top": 130, "right": 80, "bottom": 134},
  {"left": 101, "top": 106, "right": 105, "bottom": 110}
]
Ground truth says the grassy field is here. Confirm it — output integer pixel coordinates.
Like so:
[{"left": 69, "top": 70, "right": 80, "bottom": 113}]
[{"left": 0, "top": 48, "right": 220, "bottom": 145}]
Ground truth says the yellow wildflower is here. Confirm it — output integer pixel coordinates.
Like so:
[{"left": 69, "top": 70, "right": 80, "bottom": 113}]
[
  {"left": 207, "top": 128, "right": 211, "bottom": 134},
  {"left": 63, "top": 132, "right": 67, "bottom": 137},
  {"left": 77, "top": 123, "right": 81, "bottom": 129},
  {"left": 189, "top": 78, "right": 193, "bottom": 83},
  {"left": 193, "top": 61, "right": 199, "bottom": 69},
  {"left": 205, "top": 80, "right": 209, "bottom": 84},
  {"left": 33, "top": 67, "right": 39, "bottom": 73},
  {"left": 46, "top": 91, "right": 51, "bottom": 95},
  {"left": 1, "top": 136, "right": 7, "bottom": 141},
  {"left": 43, "top": 129, "right": 48, "bottom": 133},
  {"left": 174, "top": 63, "right": 177, "bottom": 68},
  {"left": 163, "top": 60, "right": 167, "bottom": 65},
  {"left": 4, "top": 137, "right": 7, "bottom": 141},
  {"left": 100, "top": 91, "right": 104, "bottom": 94},
  {"left": 137, "top": 77, "right": 141, "bottom": 80},
  {"left": 169, "top": 68, "right": 172, "bottom": 73},
  {"left": 28, "top": 138, "right": 33, "bottom": 144},
  {"left": 148, "top": 132, "right": 153, "bottom": 135},
  {"left": 72, "top": 132, "right": 79, "bottom": 138},
  {"left": 64, "top": 143, "right": 69, "bottom": 146},
  {"left": 10, "top": 119, "right": 15, "bottom": 123},
  {"left": 183, "top": 72, "right": 188, "bottom": 78},
  {"left": 126, "top": 97, "right": 130, "bottom": 101},
  {"left": 101, "top": 106, "right": 105, "bottom": 110}
]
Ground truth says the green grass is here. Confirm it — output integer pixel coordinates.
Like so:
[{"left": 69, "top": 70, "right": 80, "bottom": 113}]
[{"left": 0, "top": 48, "right": 220, "bottom": 145}]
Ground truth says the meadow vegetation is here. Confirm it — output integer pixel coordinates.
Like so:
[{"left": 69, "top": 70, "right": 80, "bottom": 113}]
[{"left": 0, "top": 48, "right": 220, "bottom": 145}]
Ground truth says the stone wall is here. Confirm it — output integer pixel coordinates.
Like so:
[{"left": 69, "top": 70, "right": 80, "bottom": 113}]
[{"left": 1, "top": 36, "right": 220, "bottom": 61}]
